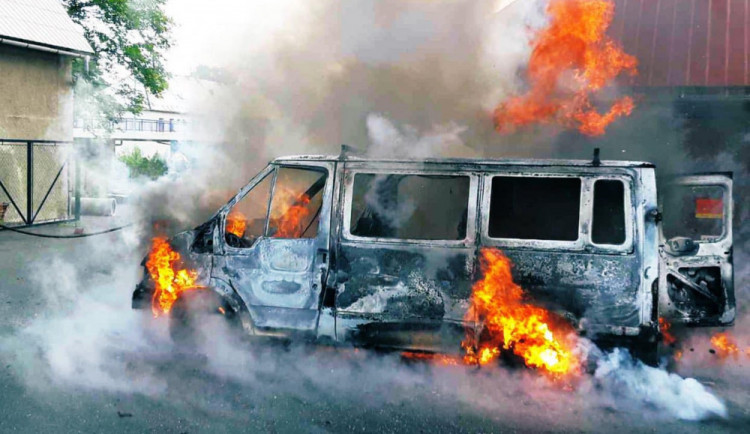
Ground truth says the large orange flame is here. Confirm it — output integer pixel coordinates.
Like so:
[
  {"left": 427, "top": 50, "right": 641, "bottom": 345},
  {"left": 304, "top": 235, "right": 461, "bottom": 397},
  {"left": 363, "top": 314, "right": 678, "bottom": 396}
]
[
  {"left": 463, "top": 248, "right": 579, "bottom": 378},
  {"left": 272, "top": 191, "right": 313, "bottom": 238},
  {"left": 146, "top": 237, "right": 203, "bottom": 317},
  {"left": 226, "top": 209, "right": 247, "bottom": 238},
  {"left": 494, "top": 0, "right": 637, "bottom": 136}
]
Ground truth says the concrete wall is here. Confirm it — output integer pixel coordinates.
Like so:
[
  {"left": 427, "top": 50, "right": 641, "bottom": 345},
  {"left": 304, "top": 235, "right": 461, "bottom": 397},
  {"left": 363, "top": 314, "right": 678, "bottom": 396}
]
[
  {"left": 0, "top": 44, "right": 75, "bottom": 225},
  {"left": 0, "top": 43, "right": 74, "bottom": 141}
]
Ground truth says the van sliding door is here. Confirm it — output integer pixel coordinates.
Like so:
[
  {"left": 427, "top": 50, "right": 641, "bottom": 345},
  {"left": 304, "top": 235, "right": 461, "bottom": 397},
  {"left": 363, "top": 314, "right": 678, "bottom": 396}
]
[{"left": 333, "top": 164, "right": 479, "bottom": 352}]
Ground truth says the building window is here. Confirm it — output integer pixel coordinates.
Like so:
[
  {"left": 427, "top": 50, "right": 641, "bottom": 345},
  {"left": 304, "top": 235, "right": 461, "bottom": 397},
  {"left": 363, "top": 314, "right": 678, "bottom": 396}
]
[
  {"left": 350, "top": 174, "right": 470, "bottom": 240},
  {"left": 488, "top": 176, "right": 580, "bottom": 241},
  {"left": 592, "top": 180, "right": 626, "bottom": 245}
]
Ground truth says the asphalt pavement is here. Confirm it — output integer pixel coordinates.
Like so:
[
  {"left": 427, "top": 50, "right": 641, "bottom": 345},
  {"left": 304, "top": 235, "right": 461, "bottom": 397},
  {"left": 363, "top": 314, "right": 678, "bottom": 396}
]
[{"left": 1, "top": 213, "right": 748, "bottom": 434}]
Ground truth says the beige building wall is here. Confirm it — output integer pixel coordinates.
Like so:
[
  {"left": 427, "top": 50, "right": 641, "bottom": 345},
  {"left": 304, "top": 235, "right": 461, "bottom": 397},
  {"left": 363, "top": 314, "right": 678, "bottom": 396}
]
[
  {"left": 0, "top": 43, "right": 75, "bottom": 225},
  {"left": 0, "top": 43, "right": 74, "bottom": 141}
]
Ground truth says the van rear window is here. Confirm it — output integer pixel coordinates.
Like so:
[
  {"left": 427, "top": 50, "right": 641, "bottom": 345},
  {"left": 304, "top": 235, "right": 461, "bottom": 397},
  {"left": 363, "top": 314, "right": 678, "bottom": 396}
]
[
  {"left": 488, "top": 176, "right": 580, "bottom": 241},
  {"left": 350, "top": 174, "right": 469, "bottom": 240},
  {"left": 592, "top": 180, "right": 626, "bottom": 244}
]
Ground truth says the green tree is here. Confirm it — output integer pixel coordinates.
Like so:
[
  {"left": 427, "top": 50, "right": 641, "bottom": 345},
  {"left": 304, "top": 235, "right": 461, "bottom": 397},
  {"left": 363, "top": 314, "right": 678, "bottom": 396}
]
[
  {"left": 63, "top": 0, "right": 172, "bottom": 127},
  {"left": 119, "top": 148, "right": 168, "bottom": 179}
]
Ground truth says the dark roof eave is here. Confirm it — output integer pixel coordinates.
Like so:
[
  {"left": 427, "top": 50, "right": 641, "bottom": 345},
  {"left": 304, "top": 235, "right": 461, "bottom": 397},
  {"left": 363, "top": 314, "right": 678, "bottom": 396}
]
[{"left": 0, "top": 34, "right": 93, "bottom": 57}]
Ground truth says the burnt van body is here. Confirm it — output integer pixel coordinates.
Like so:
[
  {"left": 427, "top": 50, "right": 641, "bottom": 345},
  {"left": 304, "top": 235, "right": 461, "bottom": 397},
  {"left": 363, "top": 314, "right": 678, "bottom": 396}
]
[{"left": 132, "top": 152, "right": 735, "bottom": 357}]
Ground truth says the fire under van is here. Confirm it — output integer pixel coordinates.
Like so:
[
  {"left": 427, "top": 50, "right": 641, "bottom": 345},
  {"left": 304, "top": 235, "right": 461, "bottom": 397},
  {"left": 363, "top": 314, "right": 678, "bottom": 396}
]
[{"left": 132, "top": 148, "right": 735, "bottom": 362}]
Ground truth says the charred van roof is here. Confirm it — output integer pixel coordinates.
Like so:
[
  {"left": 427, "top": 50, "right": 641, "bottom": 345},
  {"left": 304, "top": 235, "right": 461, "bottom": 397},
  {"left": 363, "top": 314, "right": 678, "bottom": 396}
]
[{"left": 272, "top": 153, "right": 656, "bottom": 168}]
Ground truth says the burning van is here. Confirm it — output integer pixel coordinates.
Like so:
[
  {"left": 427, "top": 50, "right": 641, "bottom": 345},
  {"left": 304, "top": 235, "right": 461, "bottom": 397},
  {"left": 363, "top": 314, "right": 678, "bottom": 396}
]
[{"left": 132, "top": 147, "right": 734, "bottom": 365}]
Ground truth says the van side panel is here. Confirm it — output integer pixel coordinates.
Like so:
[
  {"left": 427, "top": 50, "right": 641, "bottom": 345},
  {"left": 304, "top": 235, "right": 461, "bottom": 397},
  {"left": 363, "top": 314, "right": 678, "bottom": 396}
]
[
  {"left": 327, "top": 161, "right": 658, "bottom": 351},
  {"left": 335, "top": 244, "right": 474, "bottom": 321},
  {"left": 637, "top": 167, "right": 659, "bottom": 328},
  {"left": 504, "top": 168, "right": 658, "bottom": 334},
  {"left": 477, "top": 167, "right": 654, "bottom": 337},
  {"left": 333, "top": 244, "right": 473, "bottom": 352},
  {"left": 506, "top": 251, "right": 642, "bottom": 328}
]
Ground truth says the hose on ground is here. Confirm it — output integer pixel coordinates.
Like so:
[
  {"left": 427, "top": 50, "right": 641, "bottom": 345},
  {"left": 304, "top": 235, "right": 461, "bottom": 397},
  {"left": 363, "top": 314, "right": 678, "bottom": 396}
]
[{"left": 0, "top": 222, "right": 133, "bottom": 238}]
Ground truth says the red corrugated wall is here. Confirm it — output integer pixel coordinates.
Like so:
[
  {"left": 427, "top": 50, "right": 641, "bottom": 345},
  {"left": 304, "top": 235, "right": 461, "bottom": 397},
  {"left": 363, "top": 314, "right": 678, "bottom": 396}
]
[{"left": 610, "top": 0, "right": 749, "bottom": 86}]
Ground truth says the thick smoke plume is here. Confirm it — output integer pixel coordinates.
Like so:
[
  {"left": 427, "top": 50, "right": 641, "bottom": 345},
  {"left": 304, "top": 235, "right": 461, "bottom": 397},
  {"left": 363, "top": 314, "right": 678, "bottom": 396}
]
[{"left": 150, "top": 0, "right": 550, "bottom": 228}]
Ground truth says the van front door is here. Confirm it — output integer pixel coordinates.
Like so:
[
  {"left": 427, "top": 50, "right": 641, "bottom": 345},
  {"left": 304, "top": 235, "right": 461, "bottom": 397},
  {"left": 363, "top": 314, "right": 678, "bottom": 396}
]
[
  {"left": 218, "top": 162, "right": 334, "bottom": 333},
  {"left": 659, "top": 173, "right": 734, "bottom": 325}
]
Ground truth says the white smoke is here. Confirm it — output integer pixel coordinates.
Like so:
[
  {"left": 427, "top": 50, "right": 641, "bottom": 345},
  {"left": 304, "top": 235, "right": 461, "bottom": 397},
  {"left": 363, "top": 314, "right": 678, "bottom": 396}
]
[
  {"left": 366, "top": 113, "right": 477, "bottom": 158},
  {"left": 166, "top": 0, "right": 549, "bottom": 171},
  {"left": 592, "top": 349, "right": 727, "bottom": 421}
]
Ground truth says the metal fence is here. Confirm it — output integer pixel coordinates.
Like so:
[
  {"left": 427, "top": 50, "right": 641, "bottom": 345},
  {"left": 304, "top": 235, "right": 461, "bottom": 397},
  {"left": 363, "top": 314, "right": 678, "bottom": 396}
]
[{"left": 0, "top": 139, "right": 78, "bottom": 227}]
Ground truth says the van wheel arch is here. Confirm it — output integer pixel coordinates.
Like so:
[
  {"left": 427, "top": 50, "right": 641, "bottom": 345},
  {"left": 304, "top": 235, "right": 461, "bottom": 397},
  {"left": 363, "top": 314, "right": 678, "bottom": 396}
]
[
  {"left": 169, "top": 281, "right": 253, "bottom": 346},
  {"left": 208, "top": 278, "right": 257, "bottom": 335}
]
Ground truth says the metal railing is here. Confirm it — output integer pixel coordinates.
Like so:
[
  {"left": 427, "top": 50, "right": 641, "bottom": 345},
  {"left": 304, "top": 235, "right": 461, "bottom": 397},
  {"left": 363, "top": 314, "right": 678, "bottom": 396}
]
[
  {"left": 0, "top": 139, "right": 78, "bottom": 227},
  {"left": 74, "top": 117, "right": 188, "bottom": 133}
]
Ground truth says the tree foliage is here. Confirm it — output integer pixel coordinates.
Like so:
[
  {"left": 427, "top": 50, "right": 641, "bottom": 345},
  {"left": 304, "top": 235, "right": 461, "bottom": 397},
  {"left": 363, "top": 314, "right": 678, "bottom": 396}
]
[
  {"left": 63, "top": 0, "right": 172, "bottom": 124},
  {"left": 119, "top": 147, "right": 168, "bottom": 179}
]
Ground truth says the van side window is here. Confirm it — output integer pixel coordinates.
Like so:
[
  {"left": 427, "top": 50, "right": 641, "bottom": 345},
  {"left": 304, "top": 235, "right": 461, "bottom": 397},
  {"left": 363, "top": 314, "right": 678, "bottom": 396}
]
[
  {"left": 350, "top": 174, "right": 469, "bottom": 240},
  {"left": 592, "top": 180, "right": 626, "bottom": 244},
  {"left": 226, "top": 174, "right": 272, "bottom": 248},
  {"left": 267, "top": 167, "right": 327, "bottom": 239},
  {"left": 488, "top": 176, "right": 580, "bottom": 241}
]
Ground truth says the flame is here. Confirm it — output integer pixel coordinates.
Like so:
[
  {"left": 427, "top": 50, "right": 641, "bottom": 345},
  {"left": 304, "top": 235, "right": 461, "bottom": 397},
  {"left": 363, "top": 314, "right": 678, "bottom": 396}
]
[
  {"left": 272, "top": 190, "right": 313, "bottom": 238},
  {"left": 401, "top": 351, "right": 461, "bottom": 366},
  {"left": 146, "top": 237, "right": 203, "bottom": 317},
  {"left": 462, "top": 248, "right": 579, "bottom": 377},
  {"left": 659, "top": 317, "right": 677, "bottom": 345},
  {"left": 710, "top": 332, "right": 740, "bottom": 359},
  {"left": 225, "top": 209, "right": 247, "bottom": 238},
  {"left": 463, "top": 346, "right": 501, "bottom": 366},
  {"left": 494, "top": 0, "right": 637, "bottom": 136}
]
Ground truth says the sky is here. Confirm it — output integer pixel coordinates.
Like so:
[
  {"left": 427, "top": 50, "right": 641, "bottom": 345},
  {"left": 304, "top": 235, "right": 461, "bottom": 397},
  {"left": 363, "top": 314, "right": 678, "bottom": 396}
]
[{"left": 165, "top": 0, "right": 323, "bottom": 75}]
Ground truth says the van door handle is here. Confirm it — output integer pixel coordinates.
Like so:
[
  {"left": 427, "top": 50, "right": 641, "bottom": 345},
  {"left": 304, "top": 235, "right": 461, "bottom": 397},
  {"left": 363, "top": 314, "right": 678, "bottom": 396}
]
[{"left": 316, "top": 249, "right": 328, "bottom": 264}]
